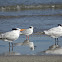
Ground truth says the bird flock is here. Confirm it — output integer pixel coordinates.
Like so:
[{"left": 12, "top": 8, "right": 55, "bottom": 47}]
[{"left": 0, "top": 24, "right": 62, "bottom": 52}]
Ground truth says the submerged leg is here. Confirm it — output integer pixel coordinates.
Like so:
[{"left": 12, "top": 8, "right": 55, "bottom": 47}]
[
  {"left": 57, "top": 38, "right": 58, "bottom": 45},
  {"left": 55, "top": 38, "right": 56, "bottom": 45},
  {"left": 11, "top": 42, "right": 13, "bottom": 51},
  {"left": 9, "top": 42, "right": 10, "bottom": 52},
  {"left": 55, "top": 38, "right": 58, "bottom": 45}
]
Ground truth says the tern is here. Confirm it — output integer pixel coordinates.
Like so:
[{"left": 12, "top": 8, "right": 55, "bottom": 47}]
[
  {"left": 20, "top": 26, "right": 33, "bottom": 40},
  {"left": 44, "top": 24, "right": 62, "bottom": 45},
  {"left": 0, "top": 28, "right": 23, "bottom": 52}
]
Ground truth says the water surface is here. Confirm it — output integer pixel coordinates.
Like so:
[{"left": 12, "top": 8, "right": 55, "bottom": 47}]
[{"left": 0, "top": 2, "right": 62, "bottom": 55}]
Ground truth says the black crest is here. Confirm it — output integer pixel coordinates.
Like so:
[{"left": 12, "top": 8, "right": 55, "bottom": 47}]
[
  {"left": 58, "top": 24, "right": 62, "bottom": 26},
  {"left": 12, "top": 28, "right": 17, "bottom": 30},
  {"left": 29, "top": 27, "right": 32, "bottom": 28}
]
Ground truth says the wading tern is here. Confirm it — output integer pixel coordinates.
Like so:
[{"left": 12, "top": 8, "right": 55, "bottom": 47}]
[
  {"left": 0, "top": 28, "right": 23, "bottom": 52},
  {"left": 44, "top": 24, "right": 62, "bottom": 45},
  {"left": 20, "top": 26, "right": 33, "bottom": 40}
]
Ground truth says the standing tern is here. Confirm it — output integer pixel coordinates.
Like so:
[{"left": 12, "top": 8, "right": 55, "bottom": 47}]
[
  {"left": 20, "top": 26, "right": 33, "bottom": 40},
  {"left": 44, "top": 24, "right": 62, "bottom": 45},
  {"left": 0, "top": 28, "right": 23, "bottom": 52}
]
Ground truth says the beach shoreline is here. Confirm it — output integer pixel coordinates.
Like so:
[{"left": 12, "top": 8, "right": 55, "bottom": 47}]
[{"left": 0, "top": 55, "right": 62, "bottom": 62}]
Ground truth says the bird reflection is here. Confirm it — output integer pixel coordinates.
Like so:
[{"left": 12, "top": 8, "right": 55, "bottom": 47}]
[
  {"left": 42, "top": 44, "right": 62, "bottom": 54},
  {"left": 14, "top": 39, "right": 34, "bottom": 51}
]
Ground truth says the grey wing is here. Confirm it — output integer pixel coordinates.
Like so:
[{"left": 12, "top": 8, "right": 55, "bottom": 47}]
[
  {"left": 1, "top": 31, "right": 15, "bottom": 40},
  {"left": 22, "top": 29, "right": 29, "bottom": 34}
]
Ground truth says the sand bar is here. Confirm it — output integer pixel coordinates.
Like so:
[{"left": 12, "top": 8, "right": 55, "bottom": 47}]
[{"left": 0, "top": 55, "right": 62, "bottom": 62}]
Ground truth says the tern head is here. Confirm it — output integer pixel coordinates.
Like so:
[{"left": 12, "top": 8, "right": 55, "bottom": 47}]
[
  {"left": 58, "top": 24, "right": 62, "bottom": 26},
  {"left": 12, "top": 28, "right": 22, "bottom": 31},
  {"left": 29, "top": 26, "right": 33, "bottom": 29},
  {"left": 12, "top": 28, "right": 19, "bottom": 30}
]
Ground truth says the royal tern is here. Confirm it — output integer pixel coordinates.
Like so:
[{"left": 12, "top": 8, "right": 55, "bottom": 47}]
[
  {"left": 14, "top": 39, "right": 34, "bottom": 50},
  {"left": 44, "top": 24, "right": 62, "bottom": 45},
  {"left": 0, "top": 28, "right": 23, "bottom": 52},
  {"left": 20, "top": 26, "right": 33, "bottom": 40}
]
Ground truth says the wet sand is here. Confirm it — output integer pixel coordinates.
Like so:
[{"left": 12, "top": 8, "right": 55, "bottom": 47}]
[{"left": 0, "top": 55, "right": 62, "bottom": 62}]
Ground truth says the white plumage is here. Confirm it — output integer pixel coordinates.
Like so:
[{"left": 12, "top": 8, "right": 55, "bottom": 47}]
[
  {"left": 44, "top": 24, "right": 62, "bottom": 45},
  {"left": 21, "top": 26, "right": 33, "bottom": 40},
  {"left": 0, "top": 28, "right": 22, "bottom": 52}
]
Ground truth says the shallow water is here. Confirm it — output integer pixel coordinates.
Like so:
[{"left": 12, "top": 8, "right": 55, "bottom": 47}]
[{"left": 0, "top": 4, "right": 62, "bottom": 55}]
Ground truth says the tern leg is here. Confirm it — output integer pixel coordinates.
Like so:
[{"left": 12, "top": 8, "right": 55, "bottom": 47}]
[
  {"left": 28, "top": 36, "right": 29, "bottom": 40},
  {"left": 11, "top": 42, "right": 13, "bottom": 51},
  {"left": 26, "top": 35, "right": 27, "bottom": 40},
  {"left": 57, "top": 38, "right": 58, "bottom": 45},
  {"left": 55, "top": 38, "right": 56, "bottom": 45},
  {"left": 9, "top": 42, "right": 10, "bottom": 52}
]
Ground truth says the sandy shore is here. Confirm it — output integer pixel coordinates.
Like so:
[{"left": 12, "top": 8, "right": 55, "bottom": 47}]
[{"left": 0, "top": 55, "right": 62, "bottom": 62}]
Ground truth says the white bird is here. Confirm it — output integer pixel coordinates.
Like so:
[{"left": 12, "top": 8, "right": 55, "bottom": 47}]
[
  {"left": 0, "top": 28, "right": 23, "bottom": 52},
  {"left": 14, "top": 39, "right": 34, "bottom": 50},
  {"left": 20, "top": 26, "right": 33, "bottom": 40},
  {"left": 44, "top": 24, "right": 62, "bottom": 45}
]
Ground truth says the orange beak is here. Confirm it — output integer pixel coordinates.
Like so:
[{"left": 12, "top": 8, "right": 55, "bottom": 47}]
[{"left": 20, "top": 29, "right": 25, "bottom": 31}]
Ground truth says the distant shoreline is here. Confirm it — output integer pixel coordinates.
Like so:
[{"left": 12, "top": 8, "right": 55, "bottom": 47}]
[{"left": 0, "top": 4, "right": 62, "bottom": 11}]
